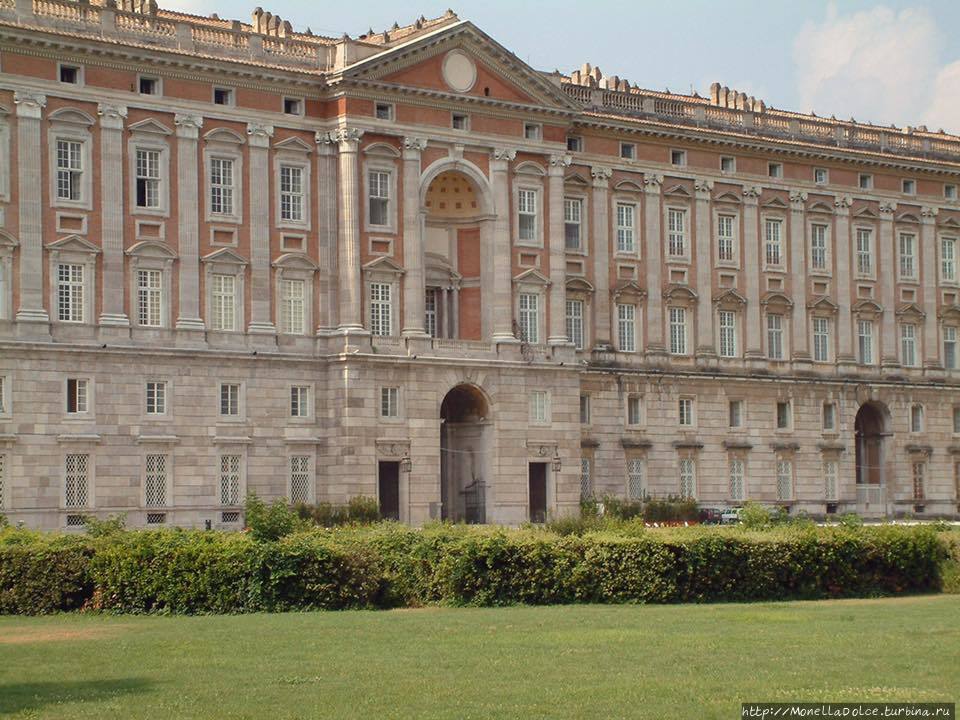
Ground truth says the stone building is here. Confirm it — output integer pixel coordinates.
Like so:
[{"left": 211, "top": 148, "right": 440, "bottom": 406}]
[{"left": 0, "top": 0, "right": 959, "bottom": 528}]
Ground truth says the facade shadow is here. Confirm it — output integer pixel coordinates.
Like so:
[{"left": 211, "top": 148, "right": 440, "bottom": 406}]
[{"left": 0, "top": 678, "right": 151, "bottom": 715}]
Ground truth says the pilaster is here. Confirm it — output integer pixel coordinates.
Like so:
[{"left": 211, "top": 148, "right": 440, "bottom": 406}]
[
  {"left": 246, "top": 122, "right": 277, "bottom": 342},
  {"left": 789, "top": 190, "right": 810, "bottom": 366},
  {"left": 921, "top": 207, "right": 942, "bottom": 372},
  {"left": 742, "top": 185, "right": 762, "bottom": 360},
  {"left": 878, "top": 201, "right": 898, "bottom": 368},
  {"left": 547, "top": 154, "right": 572, "bottom": 346},
  {"left": 491, "top": 147, "right": 517, "bottom": 343},
  {"left": 401, "top": 137, "right": 428, "bottom": 338},
  {"left": 97, "top": 103, "right": 130, "bottom": 333},
  {"left": 694, "top": 178, "right": 714, "bottom": 358},
  {"left": 331, "top": 127, "right": 365, "bottom": 334},
  {"left": 13, "top": 91, "right": 50, "bottom": 337},
  {"left": 643, "top": 173, "right": 664, "bottom": 358},
  {"left": 834, "top": 196, "right": 855, "bottom": 369},
  {"left": 315, "top": 133, "right": 338, "bottom": 333},
  {"left": 590, "top": 165, "right": 612, "bottom": 349},
  {"left": 173, "top": 113, "right": 205, "bottom": 336}
]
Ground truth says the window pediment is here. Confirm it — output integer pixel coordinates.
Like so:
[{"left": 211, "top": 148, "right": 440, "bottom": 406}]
[
  {"left": 713, "top": 191, "right": 741, "bottom": 206},
  {"left": 202, "top": 247, "right": 248, "bottom": 266},
  {"left": 896, "top": 212, "right": 920, "bottom": 225},
  {"left": 853, "top": 298, "right": 883, "bottom": 316},
  {"left": 663, "top": 183, "right": 691, "bottom": 198},
  {"left": 662, "top": 283, "right": 697, "bottom": 303},
  {"left": 362, "top": 142, "right": 400, "bottom": 158},
  {"left": 0, "top": 230, "right": 18, "bottom": 249},
  {"left": 612, "top": 280, "right": 646, "bottom": 300},
  {"left": 807, "top": 201, "right": 834, "bottom": 215},
  {"left": 274, "top": 136, "right": 312, "bottom": 154},
  {"left": 512, "top": 268, "right": 551, "bottom": 286},
  {"left": 564, "top": 172, "right": 590, "bottom": 187},
  {"left": 761, "top": 291, "right": 793, "bottom": 311},
  {"left": 614, "top": 179, "right": 644, "bottom": 193},
  {"left": 203, "top": 127, "right": 245, "bottom": 145},
  {"left": 938, "top": 303, "right": 960, "bottom": 320},
  {"left": 761, "top": 196, "right": 788, "bottom": 209},
  {"left": 363, "top": 255, "right": 405, "bottom": 276},
  {"left": 853, "top": 206, "right": 877, "bottom": 220},
  {"left": 45, "top": 234, "right": 101, "bottom": 255},
  {"left": 514, "top": 160, "right": 546, "bottom": 177},
  {"left": 566, "top": 277, "right": 594, "bottom": 293},
  {"left": 807, "top": 295, "right": 838, "bottom": 314},
  {"left": 895, "top": 302, "right": 925, "bottom": 320},
  {"left": 128, "top": 118, "right": 172, "bottom": 136},
  {"left": 125, "top": 240, "right": 178, "bottom": 260},
  {"left": 48, "top": 107, "right": 95, "bottom": 127},
  {"left": 425, "top": 253, "right": 462, "bottom": 286},
  {"left": 940, "top": 217, "right": 960, "bottom": 229},
  {"left": 272, "top": 252, "right": 318, "bottom": 271},
  {"left": 712, "top": 288, "right": 746, "bottom": 308}
]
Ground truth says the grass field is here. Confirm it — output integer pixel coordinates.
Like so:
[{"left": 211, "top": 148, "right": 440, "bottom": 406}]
[{"left": 1, "top": 596, "right": 957, "bottom": 720}]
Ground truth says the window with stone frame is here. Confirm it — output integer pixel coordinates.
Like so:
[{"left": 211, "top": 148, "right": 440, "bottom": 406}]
[
  {"left": 55, "top": 138, "right": 84, "bottom": 202},
  {"left": 678, "top": 397, "right": 695, "bottom": 427},
  {"left": 144, "top": 453, "right": 168, "bottom": 507},
  {"left": 766, "top": 313, "right": 785, "bottom": 360},
  {"left": 0, "top": 375, "right": 7, "bottom": 416},
  {"left": 368, "top": 170, "right": 391, "bottom": 227},
  {"left": 47, "top": 236, "right": 100, "bottom": 326},
  {"left": 137, "top": 269, "right": 163, "bottom": 327},
  {"left": 579, "top": 457, "right": 592, "bottom": 501},
  {"left": 764, "top": 218, "right": 784, "bottom": 268},
  {"left": 219, "top": 454, "right": 242, "bottom": 506},
  {"left": 564, "top": 197, "right": 583, "bottom": 251},
  {"left": 855, "top": 227, "right": 874, "bottom": 277},
  {"left": 279, "top": 164, "right": 304, "bottom": 223},
  {"left": 776, "top": 400, "right": 792, "bottom": 430},
  {"left": 145, "top": 380, "right": 167, "bottom": 416},
  {"left": 717, "top": 213, "right": 736, "bottom": 263},
  {"left": 370, "top": 282, "right": 393, "bottom": 337},
  {"left": 900, "top": 323, "right": 918, "bottom": 367},
  {"left": 667, "top": 207, "right": 687, "bottom": 258},
  {"left": 380, "top": 387, "right": 400, "bottom": 419},
  {"left": 678, "top": 454, "right": 697, "bottom": 499},
  {"left": 66, "top": 378, "right": 89, "bottom": 415},
  {"left": 517, "top": 188, "right": 539, "bottom": 244},
  {"left": 910, "top": 404, "right": 924, "bottom": 433},
  {"left": 898, "top": 232, "right": 917, "bottom": 280},
  {"left": 566, "top": 298, "right": 585, "bottom": 350},
  {"left": 211, "top": 273, "right": 237, "bottom": 331},
  {"left": 728, "top": 455, "right": 745, "bottom": 502},
  {"left": 912, "top": 460, "right": 926, "bottom": 500},
  {"left": 822, "top": 402, "right": 837, "bottom": 432},
  {"left": 279, "top": 278, "right": 306, "bottom": 335},
  {"left": 290, "top": 385, "right": 310, "bottom": 418},
  {"left": 579, "top": 394, "right": 590, "bottom": 425},
  {"left": 617, "top": 303, "right": 637, "bottom": 352},
  {"left": 812, "top": 316, "right": 831, "bottom": 363},
  {"left": 669, "top": 307, "right": 688, "bottom": 355},
  {"left": 616, "top": 202, "right": 636, "bottom": 253},
  {"left": 135, "top": 148, "right": 162, "bottom": 209},
  {"left": 627, "top": 457, "right": 646, "bottom": 500},
  {"left": 289, "top": 455, "right": 311, "bottom": 505},
  {"left": 776, "top": 456, "right": 794, "bottom": 501},
  {"left": 728, "top": 399, "right": 743, "bottom": 428},
  {"left": 210, "top": 157, "right": 236, "bottom": 216},
  {"left": 718, "top": 309, "right": 738, "bottom": 358},
  {"left": 942, "top": 236, "right": 957, "bottom": 283},
  {"left": 627, "top": 394, "right": 643, "bottom": 426},
  {"left": 810, "top": 222, "right": 829, "bottom": 272},
  {"left": 857, "top": 318, "right": 875, "bottom": 365},
  {"left": 64, "top": 453, "right": 90, "bottom": 508},
  {"left": 219, "top": 383, "right": 241, "bottom": 417},
  {"left": 530, "top": 390, "right": 550, "bottom": 424},
  {"left": 945, "top": 325, "right": 958, "bottom": 370},
  {"left": 518, "top": 292, "right": 540, "bottom": 344},
  {"left": 57, "top": 262, "right": 85, "bottom": 323},
  {"left": 823, "top": 458, "right": 839, "bottom": 501}
]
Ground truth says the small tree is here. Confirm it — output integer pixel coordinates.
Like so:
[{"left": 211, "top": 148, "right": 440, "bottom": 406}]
[{"left": 244, "top": 493, "right": 299, "bottom": 541}]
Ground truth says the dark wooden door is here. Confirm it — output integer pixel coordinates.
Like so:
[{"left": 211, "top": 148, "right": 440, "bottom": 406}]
[
  {"left": 378, "top": 461, "right": 400, "bottom": 521},
  {"left": 528, "top": 462, "right": 547, "bottom": 523}
]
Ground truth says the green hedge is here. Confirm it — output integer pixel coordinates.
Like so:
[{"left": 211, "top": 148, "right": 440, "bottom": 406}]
[{"left": 0, "top": 524, "right": 949, "bottom": 614}]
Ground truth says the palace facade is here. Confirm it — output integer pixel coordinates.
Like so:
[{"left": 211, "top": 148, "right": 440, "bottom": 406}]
[{"left": 1, "top": 0, "right": 960, "bottom": 528}]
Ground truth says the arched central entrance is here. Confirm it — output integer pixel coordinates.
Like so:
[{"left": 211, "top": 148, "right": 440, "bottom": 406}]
[
  {"left": 440, "top": 384, "right": 491, "bottom": 523},
  {"left": 855, "top": 401, "right": 890, "bottom": 514}
]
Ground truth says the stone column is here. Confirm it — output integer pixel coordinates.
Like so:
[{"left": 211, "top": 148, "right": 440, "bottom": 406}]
[
  {"left": 173, "top": 113, "right": 204, "bottom": 334},
  {"left": 643, "top": 173, "right": 665, "bottom": 357},
  {"left": 921, "top": 207, "right": 941, "bottom": 371},
  {"left": 834, "top": 196, "right": 855, "bottom": 368},
  {"left": 13, "top": 91, "right": 49, "bottom": 333},
  {"left": 315, "top": 133, "right": 338, "bottom": 333},
  {"left": 547, "top": 154, "right": 571, "bottom": 345},
  {"left": 590, "top": 166, "right": 612, "bottom": 348},
  {"left": 694, "top": 178, "right": 714, "bottom": 357},
  {"left": 246, "top": 122, "right": 276, "bottom": 339},
  {"left": 789, "top": 190, "right": 809, "bottom": 364},
  {"left": 401, "top": 137, "right": 428, "bottom": 337},
  {"left": 742, "top": 186, "right": 762, "bottom": 359},
  {"left": 878, "top": 201, "right": 898, "bottom": 368},
  {"left": 491, "top": 147, "right": 517, "bottom": 343},
  {"left": 332, "top": 128, "right": 365, "bottom": 332},
  {"left": 97, "top": 103, "right": 129, "bottom": 330}
]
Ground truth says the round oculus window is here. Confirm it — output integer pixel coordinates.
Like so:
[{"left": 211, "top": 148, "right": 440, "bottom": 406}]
[{"left": 441, "top": 50, "right": 477, "bottom": 93}]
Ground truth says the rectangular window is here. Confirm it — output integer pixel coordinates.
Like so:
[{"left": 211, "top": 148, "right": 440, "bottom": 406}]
[
  {"left": 901, "top": 324, "right": 918, "bottom": 367},
  {"left": 289, "top": 456, "right": 310, "bottom": 505},
  {"left": 524, "top": 123, "right": 541, "bottom": 141},
  {"left": 64, "top": 453, "right": 89, "bottom": 508},
  {"left": 617, "top": 303, "right": 636, "bottom": 352},
  {"left": 66, "top": 378, "right": 88, "bottom": 414},
  {"left": 564, "top": 198, "right": 582, "bottom": 250},
  {"left": 219, "top": 383, "right": 240, "bottom": 417},
  {"left": 209, "top": 157, "right": 234, "bottom": 216},
  {"left": 728, "top": 400, "right": 743, "bottom": 428},
  {"left": 0, "top": 377, "right": 6, "bottom": 415},
  {"left": 667, "top": 208, "right": 686, "bottom": 257},
  {"left": 579, "top": 458, "right": 592, "bottom": 501},
  {"left": 813, "top": 317, "right": 831, "bottom": 362},
  {"left": 452, "top": 113, "right": 469, "bottom": 130},
  {"left": 518, "top": 189, "right": 538, "bottom": 243},
  {"left": 137, "top": 269, "right": 162, "bottom": 327},
  {"left": 213, "top": 87, "right": 234, "bottom": 106},
  {"left": 56, "top": 139, "right": 83, "bottom": 201},
  {"left": 729, "top": 458, "right": 745, "bottom": 501},
  {"left": 519, "top": 292, "right": 539, "bottom": 344},
  {"left": 859, "top": 173, "right": 873, "bottom": 190},
  {"left": 670, "top": 149, "right": 686, "bottom": 166},
  {"left": 945, "top": 326, "right": 958, "bottom": 370},
  {"left": 822, "top": 402, "right": 836, "bottom": 431},
  {"left": 912, "top": 462, "right": 926, "bottom": 500},
  {"left": 59, "top": 64, "right": 80, "bottom": 84},
  {"left": 425, "top": 288, "right": 438, "bottom": 338},
  {"left": 370, "top": 282, "right": 392, "bottom": 337},
  {"left": 57, "top": 263, "right": 84, "bottom": 322},
  {"left": 776, "top": 459, "right": 793, "bottom": 501},
  {"left": 720, "top": 156, "right": 736, "bottom": 173},
  {"left": 767, "top": 313, "right": 784, "bottom": 360},
  {"left": 282, "top": 97, "right": 302, "bottom": 115},
  {"left": 579, "top": 395, "right": 590, "bottom": 425},
  {"left": 678, "top": 397, "right": 694, "bottom": 427},
  {"left": 139, "top": 76, "right": 160, "bottom": 95},
  {"left": 717, "top": 214, "right": 735, "bottom": 262},
  {"left": 620, "top": 142, "right": 635, "bottom": 160},
  {"left": 369, "top": 170, "right": 390, "bottom": 227},
  {"left": 814, "top": 167, "right": 829, "bottom": 185},
  {"left": 810, "top": 224, "right": 828, "bottom": 271},
  {"left": 899, "top": 233, "right": 916, "bottom": 279},
  {"left": 219, "top": 454, "right": 241, "bottom": 506},
  {"left": 144, "top": 453, "right": 167, "bottom": 507},
  {"left": 776, "top": 401, "right": 791, "bottom": 429},
  {"left": 627, "top": 459, "right": 645, "bottom": 500},
  {"left": 824, "top": 460, "right": 838, "bottom": 501},
  {"left": 946, "top": 184, "right": 958, "bottom": 200},
  {"left": 768, "top": 162, "right": 783, "bottom": 178},
  {"left": 530, "top": 390, "right": 549, "bottom": 423},
  {"left": 764, "top": 219, "right": 783, "bottom": 267},
  {"left": 135, "top": 148, "right": 161, "bottom": 209},
  {"left": 279, "top": 278, "right": 305, "bottom": 335},
  {"left": 627, "top": 395, "right": 643, "bottom": 426},
  {"left": 902, "top": 179, "right": 916, "bottom": 195},
  {"left": 566, "top": 299, "right": 584, "bottom": 350},
  {"left": 856, "top": 228, "right": 873, "bottom": 276},
  {"left": 718, "top": 310, "right": 737, "bottom": 358},
  {"left": 145, "top": 381, "right": 166, "bottom": 415},
  {"left": 669, "top": 307, "right": 687, "bottom": 355},
  {"left": 566, "top": 136, "right": 582, "bottom": 152},
  {"left": 910, "top": 404, "right": 924, "bottom": 433},
  {"left": 942, "top": 237, "right": 957, "bottom": 282},
  {"left": 857, "top": 320, "right": 874, "bottom": 364},
  {"left": 290, "top": 385, "right": 309, "bottom": 418},
  {"left": 954, "top": 406, "right": 960, "bottom": 434},
  {"left": 679, "top": 457, "right": 696, "bottom": 499},
  {"left": 279, "top": 165, "right": 304, "bottom": 222},
  {"left": 380, "top": 387, "right": 400, "bottom": 418},
  {"left": 211, "top": 274, "right": 235, "bottom": 331},
  {"left": 616, "top": 203, "right": 636, "bottom": 253},
  {"left": 374, "top": 102, "right": 393, "bottom": 121}
]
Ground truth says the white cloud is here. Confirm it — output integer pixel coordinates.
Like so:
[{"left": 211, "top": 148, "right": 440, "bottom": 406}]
[{"left": 793, "top": 3, "right": 960, "bottom": 133}]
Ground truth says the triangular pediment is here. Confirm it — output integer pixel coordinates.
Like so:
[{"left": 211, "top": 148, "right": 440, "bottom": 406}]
[
  {"left": 513, "top": 268, "right": 551, "bottom": 286},
  {"left": 45, "top": 234, "right": 101, "bottom": 254},
  {"left": 612, "top": 280, "right": 646, "bottom": 300},
  {"left": 274, "top": 136, "right": 313, "bottom": 154},
  {"left": 713, "top": 191, "right": 741, "bottom": 205},
  {"left": 363, "top": 256, "right": 405, "bottom": 275},
  {"left": 938, "top": 304, "right": 960, "bottom": 320},
  {"left": 713, "top": 288, "right": 747, "bottom": 307},
  {"left": 807, "top": 295, "right": 838, "bottom": 314},
  {"left": 663, "top": 184, "right": 691, "bottom": 198},
  {"left": 125, "top": 240, "right": 178, "bottom": 259},
  {"left": 940, "top": 216, "right": 960, "bottom": 229},
  {"left": 272, "top": 252, "right": 318, "bottom": 271},
  {"left": 0, "top": 230, "right": 18, "bottom": 248},
  {"left": 564, "top": 172, "right": 590, "bottom": 187},
  {"left": 896, "top": 302, "right": 926, "bottom": 319},
  {"left": 853, "top": 298, "right": 883, "bottom": 315},
  {"left": 339, "top": 22, "right": 581, "bottom": 111},
  {"left": 202, "top": 247, "right": 248, "bottom": 266},
  {"left": 807, "top": 201, "right": 834, "bottom": 215},
  {"left": 761, "top": 196, "right": 788, "bottom": 209},
  {"left": 662, "top": 284, "right": 698, "bottom": 301},
  {"left": 128, "top": 118, "right": 172, "bottom": 136},
  {"left": 853, "top": 206, "right": 878, "bottom": 220}
]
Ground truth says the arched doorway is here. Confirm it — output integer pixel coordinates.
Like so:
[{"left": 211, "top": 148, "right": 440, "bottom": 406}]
[
  {"left": 854, "top": 401, "right": 890, "bottom": 514},
  {"left": 440, "top": 384, "right": 491, "bottom": 523}
]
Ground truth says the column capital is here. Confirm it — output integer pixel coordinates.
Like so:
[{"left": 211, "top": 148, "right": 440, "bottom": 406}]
[
  {"left": 491, "top": 146, "right": 517, "bottom": 163},
  {"left": 402, "top": 136, "right": 428, "bottom": 154},
  {"left": 789, "top": 189, "right": 808, "bottom": 210},
  {"left": 325, "top": 127, "right": 364, "bottom": 151},
  {"left": 694, "top": 177, "right": 714, "bottom": 199},
  {"left": 174, "top": 113, "right": 203, "bottom": 139},
  {"left": 643, "top": 173, "right": 663, "bottom": 194},
  {"left": 921, "top": 206, "right": 939, "bottom": 224},
  {"left": 742, "top": 185, "right": 762, "bottom": 204},
  {"left": 548, "top": 154, "right": 572, "bottom": 174},
  {"left": 590, "top": 165, "right": 612, "bottom": 186},
  {"left": 834, "top": 195, "right": 853, "bottom": 215},
  {"left": 14, "top": 91, "right": 46, "bottom": 119},
  {"left": 97, "top": 103, "right": 127, "bottom": 130},
  {"left": 878, "top": 200, "right": 897, "bottom": 217},
  {"left": 246, "top": 122, "right": 274, "bottom": 148}
]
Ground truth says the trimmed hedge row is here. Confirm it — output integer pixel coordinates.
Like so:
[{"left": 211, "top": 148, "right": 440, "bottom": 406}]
[{"left": 0, "top": 524, "right": 948, "bottom": 614}]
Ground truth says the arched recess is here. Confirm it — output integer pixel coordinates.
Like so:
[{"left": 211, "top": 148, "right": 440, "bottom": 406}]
[
  {"left": 855, "top": 401, "right": 892, "bottom": 514},
  {"left": 440, "top": 383, "right": 492, "bottom": 523}
]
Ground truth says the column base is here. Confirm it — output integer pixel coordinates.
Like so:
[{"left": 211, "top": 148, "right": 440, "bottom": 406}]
[
  {"left": 837, "top": 355, "right": 858, "bottom": 375},
  {"left": 335, "top": 325, "right": 372, "bottom": 353},
  {"left": 98, "top": 313, "right": 129, "bottom": 327},
  {"left": 98, "top": 324, "right": 132, "bottom": 344},
  {"left": 401, "top": 328, "right": 430, "bottom": 339},
  {"left": 14, "top": 309, "right": 51, "bottom": 341},
  {"left": 175, "top": 317, "right": 206, "bottom": 332},
  {"left": 492, "top": 333, "right": 519, "bottom": 344},
  {"left": 248, "top": 321, "right": 277, "bottom": 335}
]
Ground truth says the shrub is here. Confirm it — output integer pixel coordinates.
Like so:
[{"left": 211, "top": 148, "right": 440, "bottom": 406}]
[
  {"left": 839, "top": 512, "right": 864, "bottom": 529},
  {"left": 84, "top": 513, "right": 128, "bottom": 537},
  {"left": 0, "top": 528, "right": 94, "bottom": 613},
  {"left": 739, "top": 502, "right": 774, "bottom": 530},
  {"left": 245, "top": 494, "right": 303, "bottom": 541},
  {"left": 642, "top": 496, "right": 699, "bottom": 523},
  {"left": 293, "top": 496, "right": 382, "bottom": 527},
  {"left": 600, "top": 496, "right": 645, "bottom": 520}
]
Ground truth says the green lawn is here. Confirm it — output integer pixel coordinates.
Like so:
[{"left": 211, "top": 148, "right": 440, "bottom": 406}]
[{"left": 1, "top": 596, "right": 958, "bottom": 720}]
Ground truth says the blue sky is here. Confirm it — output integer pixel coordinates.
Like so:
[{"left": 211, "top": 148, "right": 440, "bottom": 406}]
[{"left": 168, "top": 0, "right": 960, "bottom": 133}]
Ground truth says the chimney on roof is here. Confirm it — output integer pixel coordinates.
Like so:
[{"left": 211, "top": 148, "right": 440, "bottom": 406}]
[{"left": 709, "top": 83, "right": 765, "bottom": 113}]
